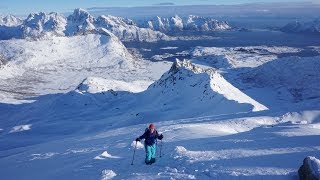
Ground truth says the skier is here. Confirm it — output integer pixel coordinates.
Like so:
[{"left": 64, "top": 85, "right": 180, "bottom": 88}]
[{"left": 135, "top": 123, "right": 163, "bottom": 165}]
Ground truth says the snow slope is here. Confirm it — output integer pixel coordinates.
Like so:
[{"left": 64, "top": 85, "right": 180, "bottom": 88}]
[
  {"left": 0, "top": 103, "right": 319, "bottom": 179},
  {"left": 240, "top": 56, "right": 320, "bottom": 104},
  {"left": 0, "top": 29, "right": 171, "bottom": 103}
]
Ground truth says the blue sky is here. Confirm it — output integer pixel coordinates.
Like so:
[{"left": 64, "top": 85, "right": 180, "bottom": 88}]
[{"left": 0, "top": 0, "right": 314, "bottom": 15}]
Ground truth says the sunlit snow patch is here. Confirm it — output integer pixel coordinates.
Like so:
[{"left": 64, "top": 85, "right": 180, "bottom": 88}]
[
  {"left": 174, "top": 146, "right": 320, "bottom": 163},
  {"left": 77, "top": 77, "right": 151, "bottom": 93},
  {"left": 101, "top": 169, "right": 117, "bottom": 180},
  {"left": 9, "top": 124, "right": 32, "bottom": 133},
  {"left": 30, "top": 152, "right": 59, "bottom": 160},
  {"left": 131, "top": 141, "right": 144, "bottom": 149},
  {"left": 94, "top": 151, "right": 120, "bottom": 159},
  {"left": 223, "top": 167, "right": 295, "bottom": 176},
  {"left": 160, "top": 46, "right": 178, "bottom": 50}
]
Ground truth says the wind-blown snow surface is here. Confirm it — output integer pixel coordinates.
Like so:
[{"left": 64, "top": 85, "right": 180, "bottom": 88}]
[{"left": 0, "top": 9, "right": 320, "bottom": 180}]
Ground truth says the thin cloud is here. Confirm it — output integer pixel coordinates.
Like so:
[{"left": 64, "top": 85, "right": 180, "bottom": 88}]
[{"left": 153, "top": 2, "right": 175, "bottom": 6}]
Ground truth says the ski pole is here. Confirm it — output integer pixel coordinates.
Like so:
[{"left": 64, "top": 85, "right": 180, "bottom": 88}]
[
  {"left": 131, "top": 141, "right": 137, "bottom": 165},
  {"left": 160, "top": 140, "right": 163, "bottom": 158},
  {"left": 156, "top": 139, "right": 159, "bottom": 157}
]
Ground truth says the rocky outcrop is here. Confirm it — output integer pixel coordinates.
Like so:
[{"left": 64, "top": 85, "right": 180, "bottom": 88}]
[{"left": 298, "top": 156, "right": 320, "bottom": 180}]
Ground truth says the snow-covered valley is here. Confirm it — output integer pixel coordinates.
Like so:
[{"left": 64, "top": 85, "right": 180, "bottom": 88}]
[{"left": 0, "top": 8, "right": 320, "bottom": 180}]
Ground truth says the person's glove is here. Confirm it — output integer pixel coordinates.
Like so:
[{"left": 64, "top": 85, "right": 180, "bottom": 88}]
[
  {"left": 158, "top": 134, "right": 163, "bottom": 140},
  {"left": 135, "top": 138, "right": 140, "bottom": 142}
]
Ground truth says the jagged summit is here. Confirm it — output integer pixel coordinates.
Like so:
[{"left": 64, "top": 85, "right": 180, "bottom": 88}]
[
  {"left": 142, "top": 15, "right": 231, "bottom": 33},
  {"left": 0, "top": 14, "right": 22, "bottom": 26},
  {"left": 0, "top": 9, "right": 232, "bottom": 41},
  {"left": 68, "top": 8, "right": 95, "bottom": 24},
  {"left": 66, "top": 8, "right": 96, "bottom": 35},
  {"left": 151, "top": 59, "right": 268, "bottom": 112},
  {"left": 168, "top": 59, "right": 205, "bottom": 74},
  {"left": 95, "top": 14, "right": 169, "bottom": 42},
  {"left": 0, "top": 8, "right": 170, "bottom": 41},
  {"left": 22, "top": 12, "right": 67, "bottom": 38}
]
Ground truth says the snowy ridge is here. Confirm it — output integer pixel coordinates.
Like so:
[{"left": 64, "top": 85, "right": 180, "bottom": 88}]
[
  {"left": 140, "top": 15, "right": 231, "bottom": 33},
  {"left": 0, "top": 8, "right": 169, "bottom": 42},
  {"left": 0, "top": 14, "right": 22, "bottom": 26},
  {"left": 0, "top": 10, "right": 231, "bottom": 40},
  {"left": 22, "top": 12, "right": 67, "bottom": 38},
  {"left": 95, "top": 15, "right": 170, "bottom": 42},
  {"left": 281, "top": 19, "right": 320, "bottom": 34},
  {"left": 150, "top": 59, "right": 268, "bottom": 112}
]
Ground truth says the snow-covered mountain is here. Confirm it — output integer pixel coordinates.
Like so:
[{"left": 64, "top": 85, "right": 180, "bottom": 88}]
[
  {"left": 53, "top": 59, "right": 267, "bottom": 121},
  {"left": 0, "top": 58, "right": 268, "bottom": 129},
  {"left": 0, "top": 11, "right": 232, "bottom": 40},
  {"left": 0, "top": 8, "right": 170, "bottom": 42},
  {"left": 139, "top": 15, "right": 231, "bottom": 33},
  {"left": 95, "top": 15, "right": 169, "bottom": 42},
  {"left": 0, "top": 14, "right": 22, "bottom": 26},
  {"left": 21, "top": 12, "right": 67, "bottom": 38},
  {"left": 65, "top": 8, "right": 96, "bottom": 36},
  {"left": 0, "top": 30, "right": 151, "bottom": 102},
  {"left": 147, "top": 59, "right": 267, "bottom": 113},
  {"left": 281, "top": 19, "right": 320, "bottom": 34}
]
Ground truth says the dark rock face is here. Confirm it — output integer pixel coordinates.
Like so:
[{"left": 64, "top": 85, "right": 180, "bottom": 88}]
[{"left": 298, "top": 156, "right": 320, "bottom": 180}]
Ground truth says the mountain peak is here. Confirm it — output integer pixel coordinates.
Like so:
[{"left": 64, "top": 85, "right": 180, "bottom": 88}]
[
  {"left": 169, "top": 59, "right": 205, "bottom": 74},
  {"left": 69, "top": 8, "right": 95, "bottom": 22},
  {"left": 22, "top": 12, "right": 67, "bottom": 38},
  {"left": 141, "top": 15, "right": 231, "bottom": 33},
  {"left": 152, "top": 59, "right": 268, "bottom": 111},
  {"left": 65, "top": 8, "right": 96, "bottom": 35},
  {"left": 0, "top": 14, "right": 23, "bottom": 26}
]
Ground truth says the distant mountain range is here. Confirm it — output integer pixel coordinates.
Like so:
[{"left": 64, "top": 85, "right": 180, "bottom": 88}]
[
  {"left": 281, "top": 19, "right": 320, "bottom": 34},
  {"left": 0, "top": 8, "right": 232, "bottom": 41}
]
